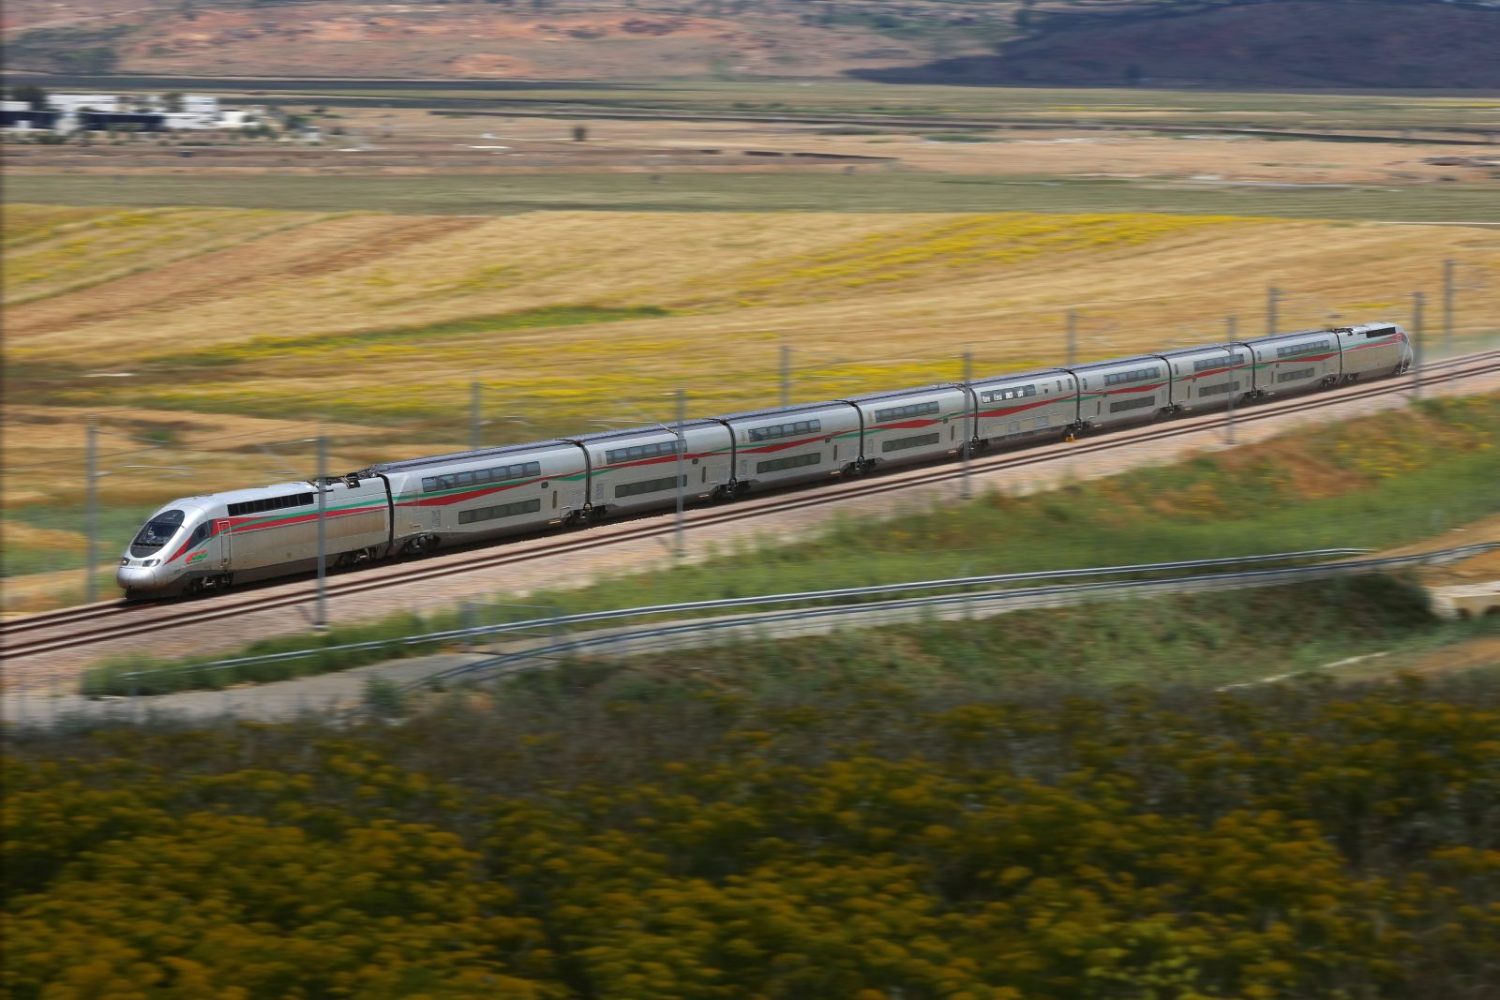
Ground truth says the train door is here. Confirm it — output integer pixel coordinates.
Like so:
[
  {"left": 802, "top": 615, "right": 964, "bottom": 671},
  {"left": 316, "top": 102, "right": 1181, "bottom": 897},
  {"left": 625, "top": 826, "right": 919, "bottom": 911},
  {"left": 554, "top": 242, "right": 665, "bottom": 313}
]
[{"left": 214, "top": 519, "right": 232, "bottom": 570}]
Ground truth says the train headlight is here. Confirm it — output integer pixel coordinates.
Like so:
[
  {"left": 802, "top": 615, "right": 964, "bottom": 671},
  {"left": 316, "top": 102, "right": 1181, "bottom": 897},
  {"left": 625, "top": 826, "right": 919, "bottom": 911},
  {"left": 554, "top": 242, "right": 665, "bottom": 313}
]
[
  {"left": 142, "top": 558, "right": 160, "bottom": 567},
  {"left": 120, "top": 558, "right": 130, "bottom": 566}
]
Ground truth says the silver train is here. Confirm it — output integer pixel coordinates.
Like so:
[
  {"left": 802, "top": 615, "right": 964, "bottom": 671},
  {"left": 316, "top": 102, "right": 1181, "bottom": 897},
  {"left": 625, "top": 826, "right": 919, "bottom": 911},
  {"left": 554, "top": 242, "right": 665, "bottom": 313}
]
[{"left": 117, "top": 322, "right": 1412, "bottom": 598}]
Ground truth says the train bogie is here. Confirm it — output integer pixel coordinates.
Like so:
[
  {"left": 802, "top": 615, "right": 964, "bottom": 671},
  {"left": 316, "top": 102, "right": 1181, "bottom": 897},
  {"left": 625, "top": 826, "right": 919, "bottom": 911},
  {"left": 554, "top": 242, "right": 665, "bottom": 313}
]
[
  {"left": 1067, "top": 355, "right": 1172, "bottom": 430},
  {"left": 722, "top": 401, "right": 862, "bottom": 489},
  {"left": 971, "top": 367, "right": 1078, "bottom": 444},
  {"left": 843, "top": 384, "right": 969, "bottom": 470},
  {"left": 569, "top": 421, "right": 733, "bottom": 515}
]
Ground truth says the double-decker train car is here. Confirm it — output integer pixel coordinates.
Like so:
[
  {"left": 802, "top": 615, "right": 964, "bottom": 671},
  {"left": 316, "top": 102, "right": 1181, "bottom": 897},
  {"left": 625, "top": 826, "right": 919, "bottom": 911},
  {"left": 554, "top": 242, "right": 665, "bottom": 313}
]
[
  {"left": 117, "top": 322, "right": 1413, "bottom": 598},
  {"left": 843, "top": 383, "right": 970, "bottom": 471},
  {"left": 1243, "top": 328, "right": 1344, "bottom": 397},
  {"left": 722, "top": 401, "right": 862, "bottom": 490},
  {"left": 971, "top": 367, "right": 1078, "bottom": 447},
  {"left": 569, "top": 422, "right": 732, "bottom": 516},
  {"left": 1157, "top": 345, "right": 1249, "bottom": 415},
  {"left": 1069, "top": 355, "right": 1174, "bottom": 431},
  {"left": 373, "top": 440, "right": 586, "bottom": 553}
]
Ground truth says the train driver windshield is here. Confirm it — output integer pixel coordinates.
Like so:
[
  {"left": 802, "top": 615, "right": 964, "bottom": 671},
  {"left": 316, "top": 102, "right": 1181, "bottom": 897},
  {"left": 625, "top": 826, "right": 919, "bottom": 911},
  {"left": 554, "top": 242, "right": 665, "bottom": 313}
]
[{"left": 131, "top": 509, "right": 186, "bottom": 556}]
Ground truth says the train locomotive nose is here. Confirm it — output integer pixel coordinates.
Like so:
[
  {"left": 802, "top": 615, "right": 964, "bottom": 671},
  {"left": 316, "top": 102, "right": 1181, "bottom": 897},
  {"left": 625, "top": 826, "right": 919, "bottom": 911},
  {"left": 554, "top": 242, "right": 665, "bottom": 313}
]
[{"left": 116, "top": 561, "right": 161, "bottom": 594}]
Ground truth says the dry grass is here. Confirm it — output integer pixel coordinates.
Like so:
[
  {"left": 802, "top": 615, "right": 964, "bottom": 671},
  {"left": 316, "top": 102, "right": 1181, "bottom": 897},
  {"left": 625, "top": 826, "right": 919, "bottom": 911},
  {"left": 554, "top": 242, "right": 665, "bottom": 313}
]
[{"left": 4, "top": 203, "right": 1498, "bottom": 597}]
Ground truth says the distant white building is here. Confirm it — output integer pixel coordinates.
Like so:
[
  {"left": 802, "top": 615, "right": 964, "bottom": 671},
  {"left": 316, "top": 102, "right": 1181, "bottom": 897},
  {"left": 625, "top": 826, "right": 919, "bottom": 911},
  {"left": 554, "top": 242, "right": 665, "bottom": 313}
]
[
  {"left": 50, "top": 94, "right": 122, "bottom": 113},
  {"left": 2, "top": 92, "right": 261, "bottom": 134},
  {"left": 181, "top": 95, "right": 218, "bottom": 115}
]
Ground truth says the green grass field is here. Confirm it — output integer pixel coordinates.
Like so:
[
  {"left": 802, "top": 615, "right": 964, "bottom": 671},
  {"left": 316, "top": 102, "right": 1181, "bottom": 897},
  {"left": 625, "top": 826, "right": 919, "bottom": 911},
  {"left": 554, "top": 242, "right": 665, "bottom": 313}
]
[
  {"left": 38, "top": 77, "right": 1500, "bottom": 131},
  {"left": 81, "top": 394, "right": 1500, "bottom": 695},
  {"left": 8, "top": 173, "right": 1499, "bottom": 220}
]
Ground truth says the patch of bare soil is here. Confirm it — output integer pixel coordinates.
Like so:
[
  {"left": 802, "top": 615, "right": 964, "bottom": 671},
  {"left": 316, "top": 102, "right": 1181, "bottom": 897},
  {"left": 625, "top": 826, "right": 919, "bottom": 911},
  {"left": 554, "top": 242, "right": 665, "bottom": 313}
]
[
  {"left": 1396, "top": 635, "right": 1500, "bottom": 678},
  {"left": 1371, "top": 513, "right": 1500, "bottom": 586}
]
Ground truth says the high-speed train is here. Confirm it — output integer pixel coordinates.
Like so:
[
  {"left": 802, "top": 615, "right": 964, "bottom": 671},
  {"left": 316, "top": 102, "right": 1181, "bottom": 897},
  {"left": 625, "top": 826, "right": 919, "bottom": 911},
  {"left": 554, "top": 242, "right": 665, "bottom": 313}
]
[{"left": 117, "top": 322, "right": 1411, "bottom": 598}]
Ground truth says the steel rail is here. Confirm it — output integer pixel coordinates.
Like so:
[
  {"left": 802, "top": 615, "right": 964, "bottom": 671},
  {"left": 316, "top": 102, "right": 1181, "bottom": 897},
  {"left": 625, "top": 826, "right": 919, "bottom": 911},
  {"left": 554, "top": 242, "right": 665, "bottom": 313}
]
[{"left": 5, "top": 350, "right": 1497, "bottom": 660}]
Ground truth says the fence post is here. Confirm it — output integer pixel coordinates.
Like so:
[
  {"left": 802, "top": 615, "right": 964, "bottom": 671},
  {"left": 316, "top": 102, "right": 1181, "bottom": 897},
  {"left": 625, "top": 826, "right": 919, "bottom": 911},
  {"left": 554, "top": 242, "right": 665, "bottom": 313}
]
[
  {"left": 674, "top": 389, "right": 686, "bottom": 558},
  {"left": 960, "top": 351, "right": 973, "bottom": 500},
  {"left": 779, "top": 345, "right": 791, "bottom": 407},
  {"left": 315, "top": 434, "right": 328, "bottom": 630},
  {"left": 1411, "top": 291, "right": 1425, "bottom": 399},
  {"left": 1441, "top": 259, "right": 1454, "bottom": 357},
  {"left": 470, "top": 380, "right": 482, "bottom": 450},
  {"left": 85, "top": 419, "right": 99, "bottom": 604}
]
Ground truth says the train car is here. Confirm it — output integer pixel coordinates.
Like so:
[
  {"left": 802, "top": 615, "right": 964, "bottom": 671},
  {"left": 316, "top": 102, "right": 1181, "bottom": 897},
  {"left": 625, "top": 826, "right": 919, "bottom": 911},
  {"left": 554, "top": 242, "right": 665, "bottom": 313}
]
[
  {"left": 1156, "top": 344, "right": 1250, "bottom": 413},
  {"left": 1242, "top": 328, "right": 1342, "bottom": 398},
  {"left": 373, "top": 441, "right": 585, "bottom": 552},
  {"left": 842, "top": 383, "right": 969, "bottom": 471},
  {"left": 117, "top": 477, "right": 391, "bottom": 597},
  {"left": 720, "top": 401, "right": 861, "bottom": 490},
  {"left": 567, "top": 421, "right": 733, "bottom": 517},
  {"left": 1066, "top": 355, "right": 1172, "bottom": 430},
  {"left": 1334, "top": 322, "right": 1412, "bottom": 382},
  {"left": 970, "top": 367, "right": 1079, "bottom": 444}
]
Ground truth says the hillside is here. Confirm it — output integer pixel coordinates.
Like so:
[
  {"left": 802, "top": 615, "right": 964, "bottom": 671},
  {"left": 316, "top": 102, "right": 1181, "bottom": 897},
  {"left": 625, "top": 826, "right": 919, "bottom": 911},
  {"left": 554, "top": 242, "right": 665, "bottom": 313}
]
[
  {"left": 854, "top": 0, "right": 1500, "bottom": 89},
  {"left": 5, "top": 0, "right": 1500, "bottom": 87},
  {"left": 0, "top": 0, "right": 1010, "bottom": 81}
]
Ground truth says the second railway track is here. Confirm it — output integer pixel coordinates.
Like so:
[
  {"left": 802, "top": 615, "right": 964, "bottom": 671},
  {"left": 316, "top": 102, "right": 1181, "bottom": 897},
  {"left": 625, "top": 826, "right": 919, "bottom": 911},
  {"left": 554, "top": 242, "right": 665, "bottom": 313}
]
[{"left": 6, "top": 348, "right": 1497, "bottom": 661}]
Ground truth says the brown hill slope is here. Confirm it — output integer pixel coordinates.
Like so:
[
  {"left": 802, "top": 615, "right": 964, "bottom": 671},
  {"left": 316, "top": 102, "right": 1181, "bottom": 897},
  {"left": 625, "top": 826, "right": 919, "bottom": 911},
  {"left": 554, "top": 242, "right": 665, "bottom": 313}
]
[
  {"left": 0, "top": 0, "right": 1006, "bottom": 80},
  {"left": 852, "top": 0, "right": 1500, "bottom": 89}
]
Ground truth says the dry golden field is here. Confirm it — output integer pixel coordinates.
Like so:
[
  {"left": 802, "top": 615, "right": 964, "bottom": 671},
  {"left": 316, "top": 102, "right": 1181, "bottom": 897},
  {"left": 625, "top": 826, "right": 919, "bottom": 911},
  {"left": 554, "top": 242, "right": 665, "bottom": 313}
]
[{"left": 4, "top": 202, "right": 1499, "bottom": 604}]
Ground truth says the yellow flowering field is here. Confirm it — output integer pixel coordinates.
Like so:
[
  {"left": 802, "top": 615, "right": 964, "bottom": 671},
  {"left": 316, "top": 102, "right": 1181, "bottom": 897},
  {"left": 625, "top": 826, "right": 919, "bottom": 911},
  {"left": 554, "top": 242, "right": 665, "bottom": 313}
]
[{"left": 3, "top": 203, "right": 1497, "bottom": 592}]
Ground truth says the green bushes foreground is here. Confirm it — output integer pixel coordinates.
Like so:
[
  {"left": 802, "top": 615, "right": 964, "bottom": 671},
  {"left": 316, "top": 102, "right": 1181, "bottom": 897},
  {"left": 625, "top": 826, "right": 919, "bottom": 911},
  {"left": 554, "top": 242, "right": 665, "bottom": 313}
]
[{"left": 6, "top": 663, "right": 1500, "bottom": 998}]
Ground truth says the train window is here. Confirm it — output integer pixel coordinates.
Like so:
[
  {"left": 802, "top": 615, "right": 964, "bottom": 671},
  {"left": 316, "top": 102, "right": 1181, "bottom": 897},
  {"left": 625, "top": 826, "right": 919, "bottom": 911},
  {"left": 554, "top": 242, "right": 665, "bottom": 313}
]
[
  {"left": 881, "top": 432, "right": 941, "bottom": 453},
  {"left": 1367, "top": 327, "right": 1397, "bottom": 339},
  {"left": 1109, "top": 397, "right": 1156, "bottom": 414},
  {"left": 748, "top": 419, "right": 822, "bottom": 443},
  {"left": 980, "top": 384, "right": 1037, "bottom": 403},
  {"left": 192, "top": 523, "right": 211, "bottom": 543},
  {"left": 874, "top": 401, "right": 940, "bottom": 423},
  {"left": 1276, "top": 368, "right": 1315, "bottom": 383},
  {"left": 1194, "top": 355, "right": 1240, "bottom": 372},
  {"left": 423, "top": 461, "right": 541, "bottom": 493},
  {"left": 757, "top": 452, "right": 822, "bottom": 474},
  {"left": 1198, "top": 381, "right": 1242, "bottom": 397},
  {"left": 1277, "top": 340, "right": 1331, "bottom": 358},
  {"left": 615, "top": 475, "right": 687, "bottom": 499},
  {"left": 606, "top": 440, "right": 680, "bottom": 465},
  {"left": 227, "top": 493, "right": 313, "bottom": 517},
  {"left": 131, "top": 509, "right": 185, "bottom": 553},
  {"left": 1104, "top": 367, "right": 1161, "bottom": 386},
  {"left": 457, "top": 498, "right": 543, "bottom": 525}
]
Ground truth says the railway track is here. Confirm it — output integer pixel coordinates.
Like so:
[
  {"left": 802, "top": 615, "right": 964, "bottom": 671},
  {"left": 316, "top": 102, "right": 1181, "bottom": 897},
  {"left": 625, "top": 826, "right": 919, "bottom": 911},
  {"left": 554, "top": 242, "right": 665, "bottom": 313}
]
[{"left": 5, "top": 349, "right": 1497, "bottom": 661}]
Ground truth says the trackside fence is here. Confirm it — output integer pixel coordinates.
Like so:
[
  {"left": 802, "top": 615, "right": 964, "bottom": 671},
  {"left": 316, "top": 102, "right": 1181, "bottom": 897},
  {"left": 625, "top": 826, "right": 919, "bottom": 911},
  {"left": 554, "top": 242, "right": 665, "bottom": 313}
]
[
  {"left": 98, "top": 545, "right": 1496, "bottom": 695},
  {"left": 412, "top": 542, "right": 1496, "bottom": 690}
]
